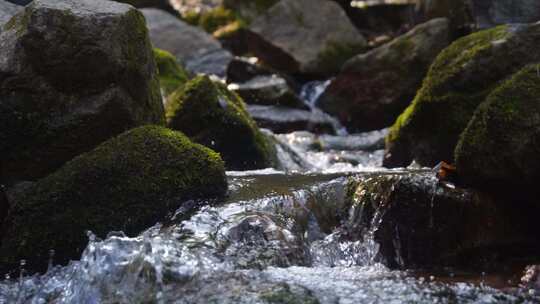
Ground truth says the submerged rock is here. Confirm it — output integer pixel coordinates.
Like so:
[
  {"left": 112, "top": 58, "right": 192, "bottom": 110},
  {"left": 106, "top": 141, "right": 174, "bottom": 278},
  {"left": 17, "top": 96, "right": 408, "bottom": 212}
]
[
  {"left": 455, "top": 64, "right": 540, "bottom": 190},
  {"left": 0, "top": 0, "right": 22, "bottom": 28},
  {"left": 153, "top": 48, "right": 190, "bottom": 99},
  {"left": 229, "top": 75, "right": 306, "bottom": 109},
  {"left": 166, "top": 75, "right": 277, "bottom": 170},
  {"left": 141, "top": 8, "right": 233, "bottom": 77},
  {"left": 348, "top": 172, "right": 540, "bottom": 269},
  {"left": 385, "top": 22, "right": 540, "bottom": 168},
  {"left": 318, "top": 18, "right": 451, "bottom": 132},
  {"left": 248, "top": 0, "right": 366, "bottom": 76},
  {"left": 0, "top": 126, "right": 227, "bottom": 273},
  {"left": 0, "top": 0, "right": 164, "bottom": 185}
]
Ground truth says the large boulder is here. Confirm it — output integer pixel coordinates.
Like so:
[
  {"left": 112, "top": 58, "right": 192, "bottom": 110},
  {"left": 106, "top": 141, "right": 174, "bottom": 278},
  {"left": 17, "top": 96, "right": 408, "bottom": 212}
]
[
  {"left": 166, "top": 75, "right": 277, "bottom": 170},
  {"left": 248, "top": 0, "right": 366, "bottom": 76},
  {"left": 455, "top": 64, "right": 540, "bottom": 190},
  {"left": 141, "top": 8, "right": 233, "bottom": 77},
  {"left": 0, "top": 125, "right": 227, "bottom": 273},
  {"left": 470, "top": 0, "right": 540, "bottom": 29},
  {"left": 0, "top": 0, "right": 164, "bottom": 185},
  {"left": 347, "top": 172, "right": 540, "bottom": 269},
  {"left": 384, "top": 22, "right": 540, "bottom": 168},
  {"left": 0, "top": 0, "right": 22, "bottom": 28},
  {"left": 318, "top": 18, "right": 451, "bottom": 132}
]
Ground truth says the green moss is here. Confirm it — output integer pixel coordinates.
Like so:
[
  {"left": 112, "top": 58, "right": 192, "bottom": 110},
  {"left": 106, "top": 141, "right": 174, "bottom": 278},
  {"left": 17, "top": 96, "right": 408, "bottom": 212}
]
[
  {"left": 153, "top": 48, "right": 189, "bottom": 97},
  {"left": 384, "top": 25, "right": 514, "bottom": 167},
  {"left": 455, "top": 64, "right": 540, "bottom": 188},
  {"left": 316, "top": 41, "right": 366, "bottom": 75},
  {"left": 166, "top": 75, "right": 276, "bottom": 170},
  {"left": 0, "top": 125, "right": 227, "bottom": 273}
]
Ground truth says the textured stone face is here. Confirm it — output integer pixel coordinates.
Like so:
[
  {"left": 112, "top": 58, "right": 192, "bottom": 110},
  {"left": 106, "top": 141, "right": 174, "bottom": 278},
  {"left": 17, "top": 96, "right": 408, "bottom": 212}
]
[
  {"left": 141, "top": 8, "right": 232, "bottom": 77},
  {"left": 0, "top": 0, "right": 164, "bottom": 184},
  {"left": 0, "top": 0, "right": 22, "bottom": 28},
  {"left": 384, "top": 22, "right": 540, "bottom": 168},
  {"left": 248, "top": 0, "right": 366, "bottom": 75},
  {"left": 318, "top": 18, "right": 450, "bottom": 132}
]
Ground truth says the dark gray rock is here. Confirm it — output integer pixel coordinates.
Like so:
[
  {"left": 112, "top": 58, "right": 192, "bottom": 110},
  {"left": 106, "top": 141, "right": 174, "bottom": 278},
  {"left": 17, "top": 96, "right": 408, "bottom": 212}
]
[
  {"left": 247, "top": 105, "right": 337, "bottom": 134},
  {"left": 229, "top": 75, "right": 307, "bottom": 109},
  {"left": 0, "top": 0, "right": 164, "bottom": 184},
  {"left": 141, "top": 8, "right": 232, "bottom": 77}
]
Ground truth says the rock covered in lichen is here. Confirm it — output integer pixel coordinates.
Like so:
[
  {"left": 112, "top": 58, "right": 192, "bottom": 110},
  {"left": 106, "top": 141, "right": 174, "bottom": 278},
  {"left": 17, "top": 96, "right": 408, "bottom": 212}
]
[
  {"left": 153, "top": 48, "right": 189, "bottom": 99},
  {"left": 141, "top": 8, "right": 233, "bottom": 77},
  {"left": 247, "top": 0, "right": 366, "bottom": 76},
  {"left": 0, "top": 125, "right": 227, "bottom": 273},
  {"left": 166, "top": 75, "right": 277, "bottom": 170},
  {"left": 384, "top": 22, "right": 540, "bottom": 168},
  {"left": 318, "top": 18, "right": 450, "bottom": 132},
  {"left": 0, "top": 0, "right": 164, "bottom": 185},
  {"left": 455, "top": 64, "right": 540, "bottom": 190}
]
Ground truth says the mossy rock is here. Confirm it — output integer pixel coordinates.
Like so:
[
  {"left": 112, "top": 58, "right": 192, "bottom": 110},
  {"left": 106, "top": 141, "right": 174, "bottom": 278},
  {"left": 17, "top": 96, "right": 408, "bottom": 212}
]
[
  {"left": 166, "top": 75, "right": 277, "bottom": 170},
  {"left": 0, "top": 125, "right": 227, "bottom": 273},
  {"left": 384, "top": 22, "right": 540, "bottom": 168},
  {"left": 153, "top": 48, "right": 189, "bottom": 98},
  {"left": 455, "top": 64, "right": 540, "bottom": 190},
  {"left": 0, "top": 0, "right": 164, "bottom": 185}
]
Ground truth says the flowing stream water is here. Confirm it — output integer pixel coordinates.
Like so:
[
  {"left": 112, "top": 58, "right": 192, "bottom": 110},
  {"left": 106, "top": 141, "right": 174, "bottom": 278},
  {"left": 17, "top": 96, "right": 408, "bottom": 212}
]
[{"left": 0, "top": 83, "right": 538, "bottom": 303}]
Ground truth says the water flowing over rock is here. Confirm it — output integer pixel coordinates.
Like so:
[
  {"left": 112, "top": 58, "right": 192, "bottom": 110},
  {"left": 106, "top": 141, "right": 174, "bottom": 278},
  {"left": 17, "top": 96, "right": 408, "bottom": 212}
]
[
  {"left": 141, "top": 8, "right": 232, "bottom": 76},
  {"left": 348, "top": 171, "right": 540, "bottom": 269},
  {"left": 0, "top": 0, "right": 22, "bottom": 28},
  {"left": 0, "top": 126, "right": 227, "bottom": 273},
  {"left": 455, "top": 64, "right": 540, "bottom": 191},
  {"left": 385, "top": 22, "right": 540, "bottom": 168},
  {"left": 0, "top": 0, "right": 164, "bottom": 184},
  {"left": 318, "top": 18, "right": 451, "bottom": 132},
  {"left": 248, "top": 0, "right": 367, "bottom": 76}
]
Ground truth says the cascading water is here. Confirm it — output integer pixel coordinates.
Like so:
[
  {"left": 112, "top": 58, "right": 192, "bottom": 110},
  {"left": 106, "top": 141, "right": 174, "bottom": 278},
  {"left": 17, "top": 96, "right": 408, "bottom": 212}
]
[{"left": 1, "top": 81, "right": 538, "bottom": 303}]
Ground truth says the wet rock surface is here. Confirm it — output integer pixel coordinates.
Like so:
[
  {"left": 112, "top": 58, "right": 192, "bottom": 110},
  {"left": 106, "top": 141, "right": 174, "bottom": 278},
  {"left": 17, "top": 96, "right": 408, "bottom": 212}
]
[
  {"left": 141, "top": 8, "right": 232, "bottom": 76},
  {"left": 0, "top": 0, "right": 164, "bottom": 185},
  {"left": 318, "top": 18, "right": 451, "bottom": 132},
  {"left": 348, "top": 172, "right": 540, "bottom": 269}
]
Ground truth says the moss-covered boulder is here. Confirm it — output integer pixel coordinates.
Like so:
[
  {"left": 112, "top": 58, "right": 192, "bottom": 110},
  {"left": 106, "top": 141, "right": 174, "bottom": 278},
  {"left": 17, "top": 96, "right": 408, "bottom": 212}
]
[
  {"left": 317, "top": 18, "right": 450, "bottom": 132},
  {"left": 0, "top": 125, "right": 227, "bottom": 273},
  {"left": 166, "top": 75, "right": 276, "bottom": 170},
  {"left": 247, "top": 0, "right": 366, "bottom": 76},
  {"left": 0, "top": 0, "right": 164, "bottom": 185},
  {"left": 153, "top": 48, "right": 189, "bottom": 98},
  {"left": 455, "top": 64, "right": 540, "bottom": 189},
  {"left": 384, "top": 22, "right": 540, "bottom": 168}
]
